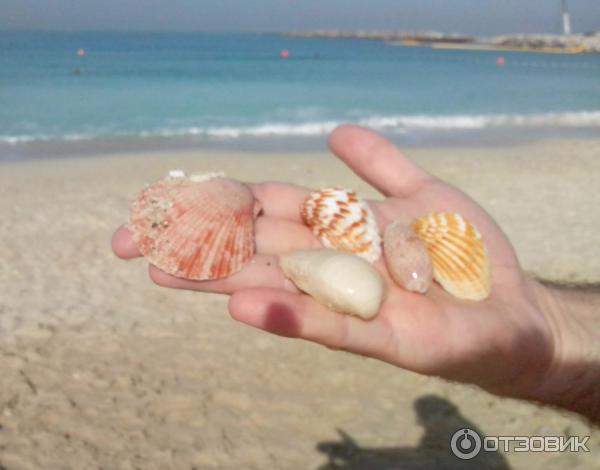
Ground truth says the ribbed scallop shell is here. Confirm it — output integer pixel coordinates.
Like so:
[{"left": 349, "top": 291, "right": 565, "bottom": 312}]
[
  {"left": 412, "top": 212, "right": 491, "bottom": 300},
  {"left": 301, "top": 188, "right": 381, "bottom": 263},
  {"left": 128, "top": 173, "right": 257, "bottom": 280}
]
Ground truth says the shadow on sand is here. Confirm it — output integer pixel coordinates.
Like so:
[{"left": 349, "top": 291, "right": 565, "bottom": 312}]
[{"left": 316, "top": 394, "right": 510, "bottom": 470}]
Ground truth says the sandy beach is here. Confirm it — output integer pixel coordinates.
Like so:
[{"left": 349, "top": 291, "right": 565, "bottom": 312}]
[{"left": 1, "top": 139, "right": 599, "bottom": 469}]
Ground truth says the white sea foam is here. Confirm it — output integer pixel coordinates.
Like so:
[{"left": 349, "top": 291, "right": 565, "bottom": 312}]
[
  {"left": 150, "top": 111, "right": 600, "bottom": 138},
  {"left": 0, "top": 133, "right": 94, "bottom": 145},
  {"left": 359, "top": 111, "right": 600, "bottom": 131},
  {"left": 2, "top": 111, "right": 600, "bottom": 145}
]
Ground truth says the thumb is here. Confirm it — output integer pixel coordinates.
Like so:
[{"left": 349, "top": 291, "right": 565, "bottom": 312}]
[{"left": 328, "top": 125, "right": 431, "bottom": 197}]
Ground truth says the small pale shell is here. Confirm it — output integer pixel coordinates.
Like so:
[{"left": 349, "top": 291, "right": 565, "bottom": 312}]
[
  {"left": 383, "top": 221, "right": 433, "bottom": 293},
  {"left": 128, "top": 172, "right": 257, "bottom": 280},
  {"left": 301, "top": 188, "right": 381, "bottom": 263},
  {"left": 412, "top": 212, "right": 491, "bottom": 301},
  {"left": 280, "top": 249, "right": 384, "bottom": 319},
  {"left": 168, "top": 169, "right": 186, "bottom": 178}
]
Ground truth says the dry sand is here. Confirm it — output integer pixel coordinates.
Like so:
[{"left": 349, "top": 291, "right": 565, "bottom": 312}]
[{"left": 0, "top": 139, "right": 599, "bottom": 469}]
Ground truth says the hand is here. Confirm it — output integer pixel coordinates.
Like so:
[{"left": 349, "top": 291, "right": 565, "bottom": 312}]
[{"left": 112, "top": 125, "right": 598, "bottom": 419}]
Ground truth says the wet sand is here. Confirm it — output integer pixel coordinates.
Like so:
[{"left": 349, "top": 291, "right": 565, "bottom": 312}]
[{"left": 0, "top": 139, "right": 599, "bottom": 469}]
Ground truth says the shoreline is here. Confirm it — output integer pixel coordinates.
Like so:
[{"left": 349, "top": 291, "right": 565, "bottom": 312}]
[
  {"left": 283, "top": 30, "right": 600, "bottom": 54},
  {"left": 3, "top": 125, "right": 600, "bottom": 161}
]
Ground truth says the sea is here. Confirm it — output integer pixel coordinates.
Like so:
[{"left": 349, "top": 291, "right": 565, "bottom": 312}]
[{"left": 1, "top": 31, "right": 600, "bottom": 159}]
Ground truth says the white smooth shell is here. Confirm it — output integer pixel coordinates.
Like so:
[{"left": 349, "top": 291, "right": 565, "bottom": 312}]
[{"left": 280, "top": 249, "right": 385, "bottom": 319}]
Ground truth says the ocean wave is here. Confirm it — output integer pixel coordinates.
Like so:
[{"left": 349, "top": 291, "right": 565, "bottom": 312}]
[
  {"left": 364, "top": 111, "right": 600, "bottom": 130},
  {"left": 0, "top": 133, "right": 95, "bottom": 145},
  {"left": 148, "top": 121, "right": 343, "bottom": 139},
  {"left": 2, "top": 111, "right": 600, "bottom": 145}
]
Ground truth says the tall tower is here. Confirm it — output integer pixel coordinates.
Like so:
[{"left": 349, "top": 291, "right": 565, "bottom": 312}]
[{"left": 561, "top": 0, "right": 572, "bottom": 35}]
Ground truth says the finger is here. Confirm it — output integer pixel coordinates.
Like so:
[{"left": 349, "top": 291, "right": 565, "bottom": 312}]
[
  {"left": 148, "top": 254, "right": 298, "bottom": 294},
  {"left": 250, "top": 182, "right": 309, "bottom": 222},
  {"left": 328, "top": 124, "right": 432, "bottom": 197},
  {"left": 112, "top": 225, "right": 141, "bottom": 259},
  {"left": 255, "top": 216, "right": 320, "bottom": 254},
  {"left": 228, "top": 287, "right": 394, "bottom": 356}
]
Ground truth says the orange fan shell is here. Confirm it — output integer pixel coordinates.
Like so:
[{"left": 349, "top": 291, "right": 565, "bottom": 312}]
[{"left": 412, "top": 212, "right": 491, "bottom": 300}]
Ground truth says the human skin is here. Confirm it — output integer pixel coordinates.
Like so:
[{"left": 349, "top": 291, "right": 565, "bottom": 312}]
[{"left": 112, "top": 125, "right": 600, "bottom": 422}]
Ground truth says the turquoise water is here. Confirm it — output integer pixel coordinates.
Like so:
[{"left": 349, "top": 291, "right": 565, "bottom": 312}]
[{"left": 1, "top": 31, "right": 600, "bottom": 154}]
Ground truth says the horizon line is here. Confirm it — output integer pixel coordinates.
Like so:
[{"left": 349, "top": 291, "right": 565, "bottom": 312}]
[{"left": 1, "top": 27, "right": 592, "bottom": 36}]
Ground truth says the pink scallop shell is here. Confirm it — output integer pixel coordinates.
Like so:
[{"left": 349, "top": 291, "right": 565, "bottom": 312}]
[
  {"left": 301, "top": 188, "right": 381, "bottom": 263},
  {"left": 128, "top": 174, "right": 258, "bottom": 280}
]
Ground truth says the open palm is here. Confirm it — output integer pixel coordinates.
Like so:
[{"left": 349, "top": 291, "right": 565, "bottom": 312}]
[{"left": 113, "top": 125, "right": 555, "bottom": 396}]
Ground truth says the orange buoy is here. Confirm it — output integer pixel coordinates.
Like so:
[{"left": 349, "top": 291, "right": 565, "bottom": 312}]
[
  {"left": 496, "top": 56, "right": 505, "bottom": 66},
  {"left": 280, "top": 49, "right": 290, "bottom": 59}
]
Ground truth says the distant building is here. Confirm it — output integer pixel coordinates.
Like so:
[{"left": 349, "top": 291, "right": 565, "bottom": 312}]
[{"left": 561, "top": 0, "right": 572, "bottom": 35}]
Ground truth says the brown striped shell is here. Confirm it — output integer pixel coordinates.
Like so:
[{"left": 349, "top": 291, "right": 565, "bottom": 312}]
[
  {"left": 128, "top": 172, "right": 258, "bottom": 280},
  {"left": 412, "top": 212, "right": 491, "bottom": 300},
  {"left": 301, "top": 188, "right": 381, "bottom": 263}
]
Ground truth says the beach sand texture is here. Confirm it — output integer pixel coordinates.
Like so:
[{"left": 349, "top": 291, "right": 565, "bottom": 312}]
[{"left": 1, "top": 140, "right": 599, "bottom": 469}]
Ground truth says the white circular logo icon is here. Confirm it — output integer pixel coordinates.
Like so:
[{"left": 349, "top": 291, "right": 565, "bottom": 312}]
[{"left": 450, "top": 428, "right": 482, "bottom": 460}]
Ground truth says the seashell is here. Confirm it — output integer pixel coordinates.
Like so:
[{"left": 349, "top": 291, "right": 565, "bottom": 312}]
[
  {"left": 383, "top": 221, "right": 433, "bottom": 293},
  {"left": 168, "top": 169, "right": 186, "bottom": 179},
  {"left": 128, "top": 172, "right": 258, "bottom": 280},
  {"left": 280, "top": 249, "right": 384, "bottom": 319},
  {"left": 412, "top": 212, "right": 491, "bottom": 301},
  {"left": 301, "top": 188, "right": 381, "bottom": 263}
]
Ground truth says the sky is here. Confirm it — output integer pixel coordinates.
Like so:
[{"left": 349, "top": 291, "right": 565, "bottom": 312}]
[{"left": 1, "top": 0, "right": 599, "bottom": 36}]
